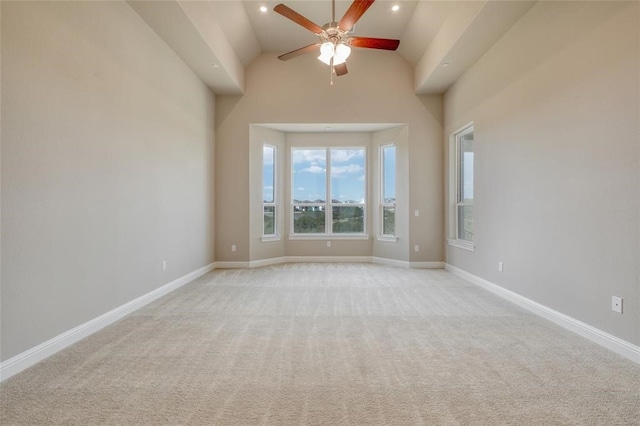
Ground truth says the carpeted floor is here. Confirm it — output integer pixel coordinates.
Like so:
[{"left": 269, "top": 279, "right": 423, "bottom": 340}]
[{"left": 1, "top": 263, "right": 639, "bottom": 425}]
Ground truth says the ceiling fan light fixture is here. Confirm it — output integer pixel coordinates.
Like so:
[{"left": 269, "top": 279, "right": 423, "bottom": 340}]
[
  {"left": 275, "top": 0, "right": 401, "bottom": 81},
  {"left": 318, "top": 42, "right": 350, "bottom": 66},
  {"left": 318, "top": 42, "right": 335, "bottom": 65},
  {"left": 335, "top": 43, "right": 351, "bottom": 61},
  {"left": 318, "top": 53, "right": 333, "bottom": 65},
  {"left": 320, "top": 42, "right": 335, "bottom": 57}
]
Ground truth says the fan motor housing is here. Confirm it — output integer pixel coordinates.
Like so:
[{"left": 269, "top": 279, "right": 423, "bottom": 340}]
[{"left": 321, "top": 22, "right": 347, "bottom": 44}]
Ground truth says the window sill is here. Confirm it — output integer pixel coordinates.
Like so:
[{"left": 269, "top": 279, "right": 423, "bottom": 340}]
[
  {"left": 288, "top": 234, "right": 370, "bottom": 241},
  {"left": 376, "top": 235, "right": 398, "bottom": 243},
  {"left": 447, "top": 239, "right": 475, "bottom": 252},
  {"left": 261, "top": 235, "right": 282, "bottom": 243}
]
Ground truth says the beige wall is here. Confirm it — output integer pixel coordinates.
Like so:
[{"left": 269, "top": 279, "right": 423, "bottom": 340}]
[
  {"left": 1, "top": 1, "right": 216, "bottom": 361},
  {"left": 444, "top": 1, "right": 639, "bottom": 345},
  {"left": 216, "top": 51, "right": 443, "bottom": 264}
]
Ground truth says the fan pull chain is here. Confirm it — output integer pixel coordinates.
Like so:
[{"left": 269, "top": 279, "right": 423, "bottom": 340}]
[{"left": 330, "top": 57, "right": 334, "bottom": 85}]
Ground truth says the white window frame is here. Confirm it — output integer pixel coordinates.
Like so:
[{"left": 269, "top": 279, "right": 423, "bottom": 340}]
[
  {"left": 262, "top": 144, "right": 279, "bottom": 242},
  {"left": 448, "top": 123, "right": 475, "bottom": 251},
  {"left": 290, "top": 146, "right": 368, "bottom": 240},
  {"left": 377, "top": 143, "right": 397, "bottom": 242}
]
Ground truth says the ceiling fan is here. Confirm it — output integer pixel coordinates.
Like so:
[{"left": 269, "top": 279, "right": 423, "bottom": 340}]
[{"left": 273, "top": 0, "right": 400, "bottom": 82}]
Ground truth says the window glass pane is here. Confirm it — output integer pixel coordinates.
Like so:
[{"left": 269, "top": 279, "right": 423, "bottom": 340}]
[
  {"left": 331, "top": 148, "right": 365, "bottom": 204},
  {"left": 383, "top": 207, "right": 395, "bottom": 235},
  {"left": 293, "top": 206, "right": 325, "bottom": 233},
  {"left": 263, "top": 146, "right": 275, "bottom": 203},
  {"left": 263, "top": 206, "right": 275, "bottom": 235},
  {"left": 458, "top": 132, "right": 474, "bottom": 202},
  {"left": 457, "top": 205, "right": 473, "bottom": 241},
  {"left": 332, "top": 206, "right": 364, "bottom": 233},
  {"left": 382, "top": 146, "right": 395, "bottom": 202},
  {"left": 292, "top": 149, "right": 326, "bottom": 203}
]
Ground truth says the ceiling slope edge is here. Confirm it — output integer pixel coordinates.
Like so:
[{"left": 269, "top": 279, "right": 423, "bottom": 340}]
[
  {"left": 127, "top": 0, "right": 245, "bottom": 95},
  {"left": 414, "top": 0, "right": 537, "bottom": 95}
]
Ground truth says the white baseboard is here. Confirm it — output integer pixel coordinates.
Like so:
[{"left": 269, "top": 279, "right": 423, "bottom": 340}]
[
  {"left": 249, "top": 257, "right": 288, "bottom": 268},
  {"left": 219, "top": 257, "right": 373, "bottom": 268},
  {"left": 215, "top": 261, "right": 251, "bottom": 269},
  {"left": 215, "top": 258, "right": 288, "bottom": 269},
  {"left": 370, "top": 258, "right": 445, "bottom": 269},
  {"left": 248, "top": 256, "right": 379, "bottom": 268},
  {"left": 286, "top": 256, "right": 371, "bottom": 263},
  {"left": 369, "top": 258, "right": 447, "bottom": 269},
  {"left": 411, "top": 261, "right": 446, "bottom": 269},
  {"left": 219, "top": 257, "right": 447, "bottom": 269},
  {"left": 445, "top": 263, "right": 640, "bottom": 365},
  {"left": 0, "top": 262, "right": 216, "bottom": 382},
  {"left": 372, "top": 257, "right": 409, "bottom": 268}
]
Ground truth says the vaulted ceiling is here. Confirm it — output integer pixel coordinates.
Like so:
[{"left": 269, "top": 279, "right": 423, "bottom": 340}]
[{"left": 128, "top": 1, "right": 536, "bottom": 95}]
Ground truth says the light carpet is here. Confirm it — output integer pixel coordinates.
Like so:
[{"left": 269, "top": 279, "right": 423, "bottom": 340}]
[{"left": 1, "top": 263, "right": 639, "bottom": 425}]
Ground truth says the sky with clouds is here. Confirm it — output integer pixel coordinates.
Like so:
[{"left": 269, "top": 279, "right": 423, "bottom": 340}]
[{"left": 264, "top": 146, "right": 398, "bottom": 204}]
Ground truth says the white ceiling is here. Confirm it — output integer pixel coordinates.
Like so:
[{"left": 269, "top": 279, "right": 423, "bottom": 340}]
[
  {"left": 244, "top": 1, "right": 427, "bottom": 59},
  {"left": 129, "top": 0, "right": 537, "bottom": 95}
]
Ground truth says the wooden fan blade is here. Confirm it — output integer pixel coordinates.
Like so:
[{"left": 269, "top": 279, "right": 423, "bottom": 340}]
[
  {"left": 349, "top": 36, "right": 400, "bottom": 50},
  {"left": 274, "top": 4, "right": 324, "bottom": 35},
  {"left": 277, "top": 44, "right": 321, "bottom": 61},
  {"left": 334, "top": 63, "right": 348, "bottom": 76},
  {"left": 339, "top": 0, "right": 375, "bottom": 32}
]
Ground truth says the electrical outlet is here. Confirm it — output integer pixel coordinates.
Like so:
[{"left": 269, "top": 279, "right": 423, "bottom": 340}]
[
  {"left": 162, "top": 260, "right": 167, "bottom": 271},
  {"left": 326, "top": 241, "right": 331, "bottom": 248},
  {"left": 414, "top": 210, "right": 419, "bottom": 217},
  {"left": 612, "top": 296, "right": 623, "bottom": 313},
  {"left": 498, "top": 262, "right": 504, "bottom": 272},
  {"left": 231, "top": 244, "right": 237, "bottom": 252},
  {"left": 414, "top": 245, "right": 419, "bottom": 252}
]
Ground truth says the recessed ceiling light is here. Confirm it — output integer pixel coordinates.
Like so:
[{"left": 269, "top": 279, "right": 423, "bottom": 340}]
[
  {"left": 442, "top": 62, "right": 450, "bottom": 68},
  {"left": 213, "top": 64, "right": 220, "bottom": 69},
  {"left": 259, "top": 6, "right": 268, "bottom": 13},
  {"left": 391, "top": 4, "right": 400, "bottom": 12}
]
